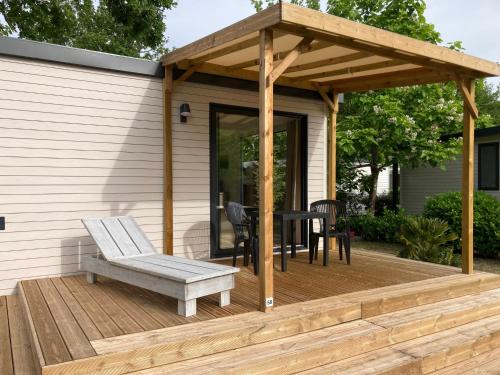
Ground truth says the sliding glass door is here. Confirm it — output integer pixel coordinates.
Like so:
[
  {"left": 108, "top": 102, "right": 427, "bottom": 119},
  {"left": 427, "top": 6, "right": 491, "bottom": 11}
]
[{"left": 210, "top": 104, "right": 307, "bottom": 258}]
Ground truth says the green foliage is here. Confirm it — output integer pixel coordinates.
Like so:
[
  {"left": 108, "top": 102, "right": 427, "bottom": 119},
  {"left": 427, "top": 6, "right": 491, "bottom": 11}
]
[
  {"left": 476, "top": 80, "right": 500, "bottom": 125},
  {"left": 251, "top": 0, "right": 320, "bottom": 12},
  {"left": 398, "top": 216, "right": 460, "bottom": 266},
  {"left": 0, "top": 0, "right": 177, "bottom": 58},
  {"left": 423, "top": 192, "right": 500, "bottom": 258},
  {"left": 350, "top": 209, "right": 409, "bottom": 243}
]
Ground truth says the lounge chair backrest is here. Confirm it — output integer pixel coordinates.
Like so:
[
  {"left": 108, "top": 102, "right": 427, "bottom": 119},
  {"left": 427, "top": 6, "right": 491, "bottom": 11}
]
[{"left": 83, "top": 216, "right": 157, "bottom": 260}]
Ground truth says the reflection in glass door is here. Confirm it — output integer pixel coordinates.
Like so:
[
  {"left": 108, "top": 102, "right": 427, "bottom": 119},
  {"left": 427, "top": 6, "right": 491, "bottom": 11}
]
[{"left": 210, "top": 104, "right": 307, "bottom": 258}]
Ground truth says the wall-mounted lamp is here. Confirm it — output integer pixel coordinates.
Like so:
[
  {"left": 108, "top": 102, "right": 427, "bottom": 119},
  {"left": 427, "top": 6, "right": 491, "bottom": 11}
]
[{"left": 180, "top": 103, "right": 191, "bottom": 123}]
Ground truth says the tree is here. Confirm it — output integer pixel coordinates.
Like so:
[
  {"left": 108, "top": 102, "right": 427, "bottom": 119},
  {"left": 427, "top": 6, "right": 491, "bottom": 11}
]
[
  {"left": 476, "top": 80, "right": 500, "bottom": 125},
  {"left": 250, "top": 0, "right": 495, "bottom": 212},
  {"left": 0, "top": 0, "right": 177, "bottom": 59}
]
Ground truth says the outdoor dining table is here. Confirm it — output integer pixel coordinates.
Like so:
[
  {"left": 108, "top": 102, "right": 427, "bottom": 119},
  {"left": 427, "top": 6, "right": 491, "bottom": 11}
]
[{"left": 246, "top": 209, "right": 329, "bottom": 272}]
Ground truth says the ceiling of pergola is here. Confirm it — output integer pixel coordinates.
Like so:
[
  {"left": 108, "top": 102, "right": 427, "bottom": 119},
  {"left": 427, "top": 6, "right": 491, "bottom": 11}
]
[{"left": 162, "top": 3, "right": 499, "bottom": 93}]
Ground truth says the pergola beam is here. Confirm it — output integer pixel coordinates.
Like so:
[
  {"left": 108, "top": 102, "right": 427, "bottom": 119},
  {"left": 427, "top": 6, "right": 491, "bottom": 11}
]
[
  {"left": 291, "top": 59, "right": 408, "bottom": 82},
  {"left": 227, "top": 40, "right": 332, "bottom": 71},
  {"left": 328, "top": 90, "right": 340, "bottom": 252},
  {"left": 457, "top": 78, "right": 479, "bottom": 119},
  {"left": 460, "top": 78, "right": 476, "bottom": 274},
  {"left": 285, "top": 51, "right": 372, "bottom": 73},
  {"left": 174, "top": 64, "right": 199, "bottom": 84},
  {"left": 259, "top": 28, "right": 274, "bottom": 312},
  {"left": 276, "top": 23, "right": 482, "bottom": 79},
  {"left": 269, "top": 37, "right": 314, "bottom": 83},
  {"left": 312, "top": 83, "right": 335, "bottom": 112},
  {"left": 319, "top": 68, "right": 455, "bottom": 93},
  {"left": 189, "top": 36, "right": 261, "bottom": 65}
]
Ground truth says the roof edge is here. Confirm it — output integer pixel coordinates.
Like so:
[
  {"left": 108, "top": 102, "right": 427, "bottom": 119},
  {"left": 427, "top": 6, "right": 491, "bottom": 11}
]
[
  {"left": 161, "top": 4, "right": 282, "bottom": 66},
  {"left": 0, "top": 36, "right": 163, "bottom": 77}
]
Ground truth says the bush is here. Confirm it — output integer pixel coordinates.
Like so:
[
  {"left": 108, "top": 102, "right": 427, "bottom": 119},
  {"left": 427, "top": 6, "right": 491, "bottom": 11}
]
[
  {"left": 423, "top": 192, "right": 500, "bottom": 258},
  {"left": 399, "top": 216, "right": 460, "bottom": 266},
  {"left": 350, "top": 209, "right": 409, "bottom": 243}
]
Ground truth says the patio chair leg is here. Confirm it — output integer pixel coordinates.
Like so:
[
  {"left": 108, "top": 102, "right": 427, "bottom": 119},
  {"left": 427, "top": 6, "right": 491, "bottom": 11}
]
[
  {"left": 86, "top": 272, "right": 97, "bottom": 284},
  {"left": 178, "top": 299, "right": 196, "bottom": 317},
  {"left": 346, "top": 235, "right": 351, "bottom": 265},
  {"left": 314, "top": 237, "right": 319, "bottom": 260},
  {"left": 308, "top": 234, "right": 314, "bottom": 264},
  {"left": 219, "top": 290, "right": 230, "bottom": 307},
  {"left": 232, "top": 242, "right": 238, "bottom": 267},
  {"left": 339, "top": 238, "right": 343, "bottom": 261},
  {"left": 243, "top": 240, "right": 250, "bottom": 266}
]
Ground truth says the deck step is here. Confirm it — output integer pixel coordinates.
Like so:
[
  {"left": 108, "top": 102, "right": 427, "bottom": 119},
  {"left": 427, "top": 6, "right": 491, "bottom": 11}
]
[
  {"left": 296, "top": 347, "right": 421, "bottom": 375},
  {"left": 130, "top": 290, "right": 500, "bottom": 374},
  {"left": 393, "top": 314, "right": 500, "bottom": 374},
  {"left": 429, "top": 346, "right": 500, "bottom": 374},
  {"left": 341, "top": 272, "right": 500, "bottom": 317}
]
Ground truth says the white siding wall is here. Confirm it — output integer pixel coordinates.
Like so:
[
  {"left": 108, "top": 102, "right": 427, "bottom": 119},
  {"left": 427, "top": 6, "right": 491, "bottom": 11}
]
[
  {"left": 171, "top": 82, "right": 327, "bottom": 259},
  {"left": 358, "top": 166, "right": 392, "bottom": 195},
  {"left": 0, "top": 56, "right": 164, "bottom": 295},
  {"left": 401, "top": 134, "right": 500, "bottom": 214},
  {"left": 0, "top": 56, "right": 326, "bottom": 295}
]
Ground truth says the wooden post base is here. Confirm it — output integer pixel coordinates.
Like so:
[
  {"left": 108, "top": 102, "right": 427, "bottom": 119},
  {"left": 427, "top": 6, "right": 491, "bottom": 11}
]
[
  {"left": 178, "top": 299, "right": 196, "bottom": 317},
  {"left": 219, "top": 290, "right": 230, "bottom": 307},
  {"left": 86, "top": 272, "right": 97, "bottom": 284}
]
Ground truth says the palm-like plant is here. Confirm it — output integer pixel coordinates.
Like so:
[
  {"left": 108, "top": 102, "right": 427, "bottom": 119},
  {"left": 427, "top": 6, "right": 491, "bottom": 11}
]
[{"left": 399, "top": 216, "right": 460, "bottom": 266}]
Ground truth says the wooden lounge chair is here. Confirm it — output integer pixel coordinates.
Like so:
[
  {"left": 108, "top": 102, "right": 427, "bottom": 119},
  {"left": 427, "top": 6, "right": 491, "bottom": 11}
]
[{"left": 80, "top": 216, "right": 239, "bottom": 317}]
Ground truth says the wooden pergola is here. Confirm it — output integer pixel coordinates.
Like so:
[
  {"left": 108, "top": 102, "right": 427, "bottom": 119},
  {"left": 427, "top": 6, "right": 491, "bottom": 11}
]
[{"left": 161, "top": 3, "right": 500, "bottom": 312}]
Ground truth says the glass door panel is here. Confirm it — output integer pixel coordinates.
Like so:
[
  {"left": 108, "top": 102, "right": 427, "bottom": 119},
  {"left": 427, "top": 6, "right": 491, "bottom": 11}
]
[{"left": 210, "top": 105, "right": 307, "bottom": 258}]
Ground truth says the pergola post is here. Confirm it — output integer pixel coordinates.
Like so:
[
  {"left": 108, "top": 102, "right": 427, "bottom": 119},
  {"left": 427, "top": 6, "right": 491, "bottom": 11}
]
[
  {"left": 259, "top": 28, "right": 274, "bottom": 312},
  {"left": 460, "top": 78, "right": 476, "bottom": 274},
  {"left": 328, "top": 90, "right": 340, "bottom": 251},
  {"left": 163, "top": 65, "right": 174, "bottom": 255}
]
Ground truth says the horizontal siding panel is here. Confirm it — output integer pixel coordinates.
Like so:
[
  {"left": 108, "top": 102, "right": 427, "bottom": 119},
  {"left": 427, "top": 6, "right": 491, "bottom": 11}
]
[
  {"left": 0, "top": 148, "right": 163, "bottom": 162},
  {"left": 0, "top": 157, "right": 163, "bottom": 169},
  {"left": 0, "top": 80, "right": 162, "bottom": 107},
  {"left": 1, "top": 185, "right": 162, "bottom": 195},
  {"left": 0, "top": 108, "right": 163, "bottom": 129},
  {"left": 1, "top": 193, "right": 163, "bottom": 205},
  {"left": 0, "top": 57, "right": 163, "bottom": 90},
  {"left": 6, "top": 210, "right": 162, "bottom": 224},
  {"left": 0, "top": 89, "right": 163, "bottom": 114},
  {"left": 0, "top": 166, "right": 162, "bottom": 178},
  {"left": 0, "top": 118, "right": 164, "bottom": 138},
  {"left": 0, "top": 69, "right": 162, "bottom": 97},
  {"left": 0, "top": 99, "right": 163, "bottom": 122},
  {"left": 0, "top": 127, "right": 163, "bottom": 146},
  {"left": 0, "top": 176, "right": 162, "bottom": 185}
]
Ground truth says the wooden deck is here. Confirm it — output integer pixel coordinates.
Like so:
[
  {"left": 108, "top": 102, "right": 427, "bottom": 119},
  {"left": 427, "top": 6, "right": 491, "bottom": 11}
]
[{"left": 5, "top": 250, "right": 500, "bottom": 374}]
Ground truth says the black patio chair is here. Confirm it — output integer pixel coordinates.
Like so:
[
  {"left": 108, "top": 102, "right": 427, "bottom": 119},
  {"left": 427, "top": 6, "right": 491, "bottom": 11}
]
[
  {"left": 309, "top": 199, "right": 351, "bottom": 265},
  {"left": 225, "top": 201, "right": 259, "bottom": 274}
]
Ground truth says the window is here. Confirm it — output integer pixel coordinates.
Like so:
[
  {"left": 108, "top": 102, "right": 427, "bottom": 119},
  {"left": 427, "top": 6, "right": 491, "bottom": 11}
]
[{"left": 478, "top": 142, "right": 499, "bottom": 191}]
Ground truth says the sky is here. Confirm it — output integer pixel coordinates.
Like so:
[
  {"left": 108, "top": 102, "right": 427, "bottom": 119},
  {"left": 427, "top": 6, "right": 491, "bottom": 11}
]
[{"left": 164, "top": 0, "right": 500, "bottom": 86}]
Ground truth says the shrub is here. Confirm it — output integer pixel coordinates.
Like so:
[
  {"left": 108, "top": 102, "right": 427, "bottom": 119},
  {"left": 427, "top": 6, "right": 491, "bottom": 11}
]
[
  {"left": 350, "top": 209, "right": 409, "bottom": 243},
  {"left": 423, "top": 192, "right": 500, "bottom": 258},
  {"left": 399, "top": 216, "right": 460, "bottom": 266}
]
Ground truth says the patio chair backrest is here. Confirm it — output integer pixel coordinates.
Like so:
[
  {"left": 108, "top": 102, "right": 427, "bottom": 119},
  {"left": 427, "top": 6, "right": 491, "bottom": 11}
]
[
  {"left": 310, "top": 200, "right": 348, "bottom": 231},
  {"left": 82, "top": 216, "right": 157, "bottom": 260},
  {"left": 225, "top": 201, "right": 248, "bottom": 226}
]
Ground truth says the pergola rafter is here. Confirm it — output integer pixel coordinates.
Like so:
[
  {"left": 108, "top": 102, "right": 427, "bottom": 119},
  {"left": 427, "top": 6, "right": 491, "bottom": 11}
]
[{"left": 161, "top": 2, "right": 500, "bottom": 312}]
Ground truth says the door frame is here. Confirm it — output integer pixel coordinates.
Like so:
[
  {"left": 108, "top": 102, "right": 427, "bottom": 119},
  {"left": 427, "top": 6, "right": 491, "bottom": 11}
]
[{"left": 209, "top": 102, "right": 308, "bottom": 259}]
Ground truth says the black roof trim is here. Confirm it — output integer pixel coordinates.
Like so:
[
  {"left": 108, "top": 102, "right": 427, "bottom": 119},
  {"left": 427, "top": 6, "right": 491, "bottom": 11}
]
[
  {"left": 177, "top": 70, "right": 322, "bottom": 101},
  {"left": 0, "top": 36, "right": 163, "bottom": 77},
  {"left": 442, "top": 124, "right": 500, "bottom": 141}
]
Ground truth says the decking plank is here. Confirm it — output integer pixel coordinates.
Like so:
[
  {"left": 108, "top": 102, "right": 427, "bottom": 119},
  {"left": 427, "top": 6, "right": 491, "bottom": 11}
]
[
  {"left": 51, "top": 278, "right": 102, "bottom": 341},
  {"left": 61, "top": 276, "right": 123, "bottom": 338},
  {"left": 21, "top": 280, "right": 72, "bottom": 365},
  {"left": 6, "top": 295, "right": 37, "bottom": 375},
  {"left": 72, "top": 276, "right": 143, "bottom": 335},
  {"left": 0, "top": 296, "right": 14, "bottom": 375},
  {"left": 37, "top": 278, "right": 96, "bottom": 360}
]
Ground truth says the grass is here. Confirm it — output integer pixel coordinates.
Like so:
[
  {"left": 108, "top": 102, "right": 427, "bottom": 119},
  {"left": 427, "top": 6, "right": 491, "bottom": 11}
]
[{"left": 351, "top": 239, "right": 500, "bottom": 275}]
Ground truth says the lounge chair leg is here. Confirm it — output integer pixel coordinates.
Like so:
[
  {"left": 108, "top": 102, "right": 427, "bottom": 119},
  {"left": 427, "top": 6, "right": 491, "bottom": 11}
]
[
  {"left": 86, "top": 272, "right": 97, "bottom": 284},
  {"left": 178, "top": 299, "right": 196, "bottom": 317},
  {"left": 219, "top": 290, "right": 230, "bottom": 307}
]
